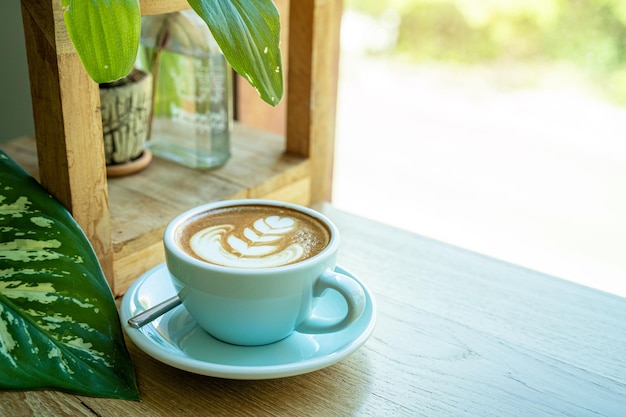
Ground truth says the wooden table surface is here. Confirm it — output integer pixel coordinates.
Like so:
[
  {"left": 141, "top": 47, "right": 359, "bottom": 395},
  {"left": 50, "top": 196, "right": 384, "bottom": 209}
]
[{"left": 2, "top": 204, "right": 625, "bottom": 416}]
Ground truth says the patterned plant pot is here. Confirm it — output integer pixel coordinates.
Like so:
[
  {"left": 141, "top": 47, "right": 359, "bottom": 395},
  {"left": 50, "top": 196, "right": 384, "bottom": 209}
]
[{"left": 99, "top": 68, "right": 153, "bottom": 175}]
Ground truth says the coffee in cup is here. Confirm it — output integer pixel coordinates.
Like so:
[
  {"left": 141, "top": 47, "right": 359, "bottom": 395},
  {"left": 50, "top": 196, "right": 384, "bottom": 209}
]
[
  {"left": 175, "top": 204, "right": 331, "bottom": 268},
  {"left": 163, "top": 199, "right": 366, "bottom": 346}
]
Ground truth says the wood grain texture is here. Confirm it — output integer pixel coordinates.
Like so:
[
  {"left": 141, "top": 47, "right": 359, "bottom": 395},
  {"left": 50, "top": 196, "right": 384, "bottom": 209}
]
[
  {"left": 21, "top": 0, "right": 73, "bottom": 54},
  {"left": 0, "top": 391, "right": 95, "bottom": 417},
  {"left": 20, "top": 0, "right": 115, "bottom": 284},
  {"left": 325, "top": 206, "right": 626, "bottom": 416},
  {"left": 1, "top": 205, "right": 624, "bottom": 415},
  {"left": 139, "top": 0, "right": 190, "bottom": 16},
  {"left": 286, "top": 0, "right": 341, "bottom": 202}
]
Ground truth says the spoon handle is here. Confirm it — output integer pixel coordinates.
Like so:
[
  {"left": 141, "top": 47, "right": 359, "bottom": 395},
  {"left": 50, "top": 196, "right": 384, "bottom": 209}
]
[{"left": 127, "top": 295, "right": 182, "bottom": 328}]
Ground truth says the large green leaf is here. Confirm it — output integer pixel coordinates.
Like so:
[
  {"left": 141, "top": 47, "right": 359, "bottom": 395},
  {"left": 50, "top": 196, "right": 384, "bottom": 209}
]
[
  {"left": 0, "top": 150, "right": 139, "bottom": 400},
  {"left": 187, "top": 0, "right": 284, "bottom": 106},
  {"left": 62, "top": 0, "right": 282, "bottom": 106},
  {"left": 63, "top": 0, "right": 141, "bottom": 83}
]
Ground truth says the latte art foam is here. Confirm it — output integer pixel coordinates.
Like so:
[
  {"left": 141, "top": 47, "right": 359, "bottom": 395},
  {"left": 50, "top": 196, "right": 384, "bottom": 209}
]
[{"left": 176, "top": 205, "right": 331, "bottom": 268}]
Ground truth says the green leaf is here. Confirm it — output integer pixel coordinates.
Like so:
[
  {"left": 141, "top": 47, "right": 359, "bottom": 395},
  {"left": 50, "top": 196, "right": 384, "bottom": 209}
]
[
  {"left": 63, "top": 0, "right": 141, "bottom": 83},
  {"left": 187, "top": 0, "right": 284, "bottom": 106},
  {"left": 0, "top": 150, "right": 139, "bottom": 400}
]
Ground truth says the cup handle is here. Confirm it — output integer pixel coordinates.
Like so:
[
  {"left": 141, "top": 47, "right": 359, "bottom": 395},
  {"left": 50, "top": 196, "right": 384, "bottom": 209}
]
[{"left": 296, "top": 269, "right": 367, "bottom": 334}]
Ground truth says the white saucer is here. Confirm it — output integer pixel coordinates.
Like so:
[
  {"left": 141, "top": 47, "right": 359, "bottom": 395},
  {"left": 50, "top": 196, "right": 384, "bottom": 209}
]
[{"left": 120, "top": 263, "right": 376, "bottom": 379}]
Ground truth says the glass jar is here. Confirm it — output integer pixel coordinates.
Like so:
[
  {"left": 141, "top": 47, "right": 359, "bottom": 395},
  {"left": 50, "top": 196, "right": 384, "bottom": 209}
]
[{"left": 138, "top": 10, "right": 232, "bottom": 169}]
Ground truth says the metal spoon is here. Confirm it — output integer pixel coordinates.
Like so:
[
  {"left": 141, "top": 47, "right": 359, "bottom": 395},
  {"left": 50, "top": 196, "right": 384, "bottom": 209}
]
[{"left": 127, "top": 295, "right": 182, "bottom": 328}]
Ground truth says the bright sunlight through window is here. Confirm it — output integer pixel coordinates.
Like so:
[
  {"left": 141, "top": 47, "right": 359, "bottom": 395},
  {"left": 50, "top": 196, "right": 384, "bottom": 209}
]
[{"left": 333, "top": 0, "right": 626, "bottom": 297}]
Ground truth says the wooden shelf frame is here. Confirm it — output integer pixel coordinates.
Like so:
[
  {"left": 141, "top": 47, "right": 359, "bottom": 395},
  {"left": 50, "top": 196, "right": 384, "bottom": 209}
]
[{"left": 15, "top": 0, "right": 342, "bottom": 295}]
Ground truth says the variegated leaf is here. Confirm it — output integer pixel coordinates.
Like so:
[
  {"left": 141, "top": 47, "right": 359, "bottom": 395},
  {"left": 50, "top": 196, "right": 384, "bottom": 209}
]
[{"left": 0, "top": 150, "right": 139, "bottom": 400}]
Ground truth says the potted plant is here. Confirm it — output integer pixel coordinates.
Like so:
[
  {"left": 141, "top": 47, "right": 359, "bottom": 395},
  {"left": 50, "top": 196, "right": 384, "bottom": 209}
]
[
  {"left": 63, "top": 0, "right": 283, "bottom": 107},
  {"left": 64, "top": 0, "right": 283, "bottom": 175},
  {"left": 99, "top": 67, "right": 154, "bottom": 176}
]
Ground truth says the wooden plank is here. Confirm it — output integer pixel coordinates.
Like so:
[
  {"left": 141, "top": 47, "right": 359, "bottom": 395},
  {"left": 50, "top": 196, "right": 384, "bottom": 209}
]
[
  {"left": 21, "top": 0, "right": 190, "bottom": 51},
  {"left": 112, "top": 239, "right": 164, "bottom": 297},
  {"left": 286, "top": 0, "right": 341, "bottom": 202},
  {"left": 0, "top": 391, "right": 96, "bottom": 416},
  {"left": 321, "top": 206, "right": 626, "bottom": 415},
  {"left": 20, "top": 0, "right": 54, "bottom": 51},
  {"left": 21, "top": 0, "right": 73, "bottom": 54},
  {"left": 255, "top": 176, "right": 311, "bottom": 205},
  {"left": 20, "top": 0, "right": 115, "bottom": 285},
  {"left": 139, "top": 0, "right": 190, "bottom": 16},
  {"left": 107, "top": 124, "right": 305, "bottom": 239},
  {"left": 285, "top": 1, "right": 314, "bottom": 157},
  {"left": 309, "top": 0, "right": 341, "bottom": 202}
]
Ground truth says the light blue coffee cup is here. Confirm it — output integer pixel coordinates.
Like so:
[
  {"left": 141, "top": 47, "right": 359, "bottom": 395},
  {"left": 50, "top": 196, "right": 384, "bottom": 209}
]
[{"left": 163, "top": 199, "right": 366, "bottom": 346}]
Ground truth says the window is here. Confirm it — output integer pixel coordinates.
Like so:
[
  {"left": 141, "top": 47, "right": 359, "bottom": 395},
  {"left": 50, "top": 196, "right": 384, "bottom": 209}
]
[{"left": 334, "top": 0, "right": 626, "bottom": 296}]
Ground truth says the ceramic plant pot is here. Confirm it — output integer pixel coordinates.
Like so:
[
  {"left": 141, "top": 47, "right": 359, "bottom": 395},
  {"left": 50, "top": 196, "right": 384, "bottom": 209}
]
[{"left": 99, "top": 68, "right": 153, "bottom": 176}]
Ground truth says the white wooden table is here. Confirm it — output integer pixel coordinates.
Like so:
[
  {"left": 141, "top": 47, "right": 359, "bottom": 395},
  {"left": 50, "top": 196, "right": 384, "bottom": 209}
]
[{"left": 1, "top": 204, "right": 625, "bottom": 416}]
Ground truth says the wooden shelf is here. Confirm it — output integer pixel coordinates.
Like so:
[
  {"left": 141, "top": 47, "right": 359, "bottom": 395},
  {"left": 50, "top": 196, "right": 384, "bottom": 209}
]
[
  {"left": 18, "top": 0, "right": 341, "bottom": 295},
  {"left": 139, "top": 0, "right": 190, "bottom": 16},
  {"left": 3, "top": 124, "right": 310, "bottom": 294}
]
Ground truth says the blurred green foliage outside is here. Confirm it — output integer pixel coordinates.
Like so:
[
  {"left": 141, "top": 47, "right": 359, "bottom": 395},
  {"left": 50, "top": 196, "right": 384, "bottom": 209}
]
[{"left": 346, "top": 0, "right": 626, "bottom": 104}]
